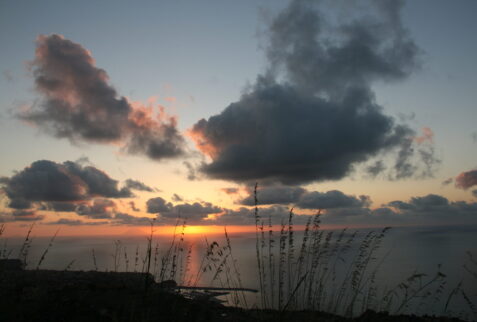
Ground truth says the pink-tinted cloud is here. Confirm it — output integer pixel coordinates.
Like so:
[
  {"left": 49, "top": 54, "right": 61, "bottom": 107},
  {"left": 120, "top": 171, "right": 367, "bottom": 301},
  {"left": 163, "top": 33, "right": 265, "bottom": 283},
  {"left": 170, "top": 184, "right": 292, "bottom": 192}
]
[
  {"left": 414, "top": 127, "right": 434, "bottom": 144},
  {"left": 455, "top": 169, "right": 477, "bottom": 190},
  {"left": 19, "top": 34, "right": 185, "bottom": 161},
  {"left": 164, "top": 96, "right": 177, "bottom": 103}
]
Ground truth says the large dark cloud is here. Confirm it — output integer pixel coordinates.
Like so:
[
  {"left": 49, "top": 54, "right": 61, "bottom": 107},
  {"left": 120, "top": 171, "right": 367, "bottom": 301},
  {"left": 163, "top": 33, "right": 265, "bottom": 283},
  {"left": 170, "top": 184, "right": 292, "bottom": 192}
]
[
  {"left": 18, "top": 34, "right": 185, "bottom": 161},
  {"left": 192, "top": 82, "right": 414, "bottom": 184},
  {"left": 0, "top": 160, "right": 132, "bottom": 210},
  {"left": 455, "top": 169, "right": 477, "bottom": 190},
  {"left": 190, "top": 0, "right": 438, "bottom": 185}
]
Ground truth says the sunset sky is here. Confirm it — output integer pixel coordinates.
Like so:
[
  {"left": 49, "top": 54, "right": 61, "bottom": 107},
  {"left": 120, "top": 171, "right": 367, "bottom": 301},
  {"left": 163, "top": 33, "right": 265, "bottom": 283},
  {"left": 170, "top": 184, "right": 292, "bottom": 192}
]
[{"left": 1, "top": 0, "right": 476, "bottom": 236}]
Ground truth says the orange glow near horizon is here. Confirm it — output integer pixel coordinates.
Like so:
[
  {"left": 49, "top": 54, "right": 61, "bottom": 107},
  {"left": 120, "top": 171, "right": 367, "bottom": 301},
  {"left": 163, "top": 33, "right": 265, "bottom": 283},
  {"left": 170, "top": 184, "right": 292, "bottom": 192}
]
[
  {"left": 149, "top": 225, "right": 259, "bottom": 237},
  {"left": 2, "top": 222, "right": 400, "bottom": 239},
  {"left": 1, "top": 223, "right": 260, "bottom": 238}
]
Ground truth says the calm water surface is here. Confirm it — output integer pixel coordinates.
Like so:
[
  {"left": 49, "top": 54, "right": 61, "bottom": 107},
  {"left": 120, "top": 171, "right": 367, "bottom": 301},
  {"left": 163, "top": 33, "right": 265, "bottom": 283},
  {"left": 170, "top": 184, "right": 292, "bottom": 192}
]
[{"left": 3, "top": 224, "right": 477, "bottom": 319}]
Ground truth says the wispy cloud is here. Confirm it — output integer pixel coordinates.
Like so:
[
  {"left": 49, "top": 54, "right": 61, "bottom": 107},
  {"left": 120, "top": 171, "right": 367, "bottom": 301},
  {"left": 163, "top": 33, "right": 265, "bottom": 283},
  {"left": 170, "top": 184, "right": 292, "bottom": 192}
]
[
  {"left": 124, "top": 179, "right": 154, "bottom": 192},
  {"left": 113, "top": 212, "right": 153, "bottom": 226},
  {"left": 46, "top": 218, "right": 108, "bottom": 226}
]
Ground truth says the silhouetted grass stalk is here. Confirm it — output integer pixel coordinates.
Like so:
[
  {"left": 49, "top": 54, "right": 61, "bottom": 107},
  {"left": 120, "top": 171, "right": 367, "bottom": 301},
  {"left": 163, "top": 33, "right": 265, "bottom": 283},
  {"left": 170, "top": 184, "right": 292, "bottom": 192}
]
[
  {"left": 18, "top": 223, "right": 35, "bottom": 265},
  {"left": 36, "top": 228, "right": 59, "bottom": 269}
]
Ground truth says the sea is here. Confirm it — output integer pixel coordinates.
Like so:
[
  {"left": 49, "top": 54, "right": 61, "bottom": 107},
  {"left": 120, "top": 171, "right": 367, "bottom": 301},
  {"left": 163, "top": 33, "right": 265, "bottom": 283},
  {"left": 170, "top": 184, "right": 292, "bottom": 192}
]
[{"left": 2, "top": 224, "right": 476, "bottom": 320}]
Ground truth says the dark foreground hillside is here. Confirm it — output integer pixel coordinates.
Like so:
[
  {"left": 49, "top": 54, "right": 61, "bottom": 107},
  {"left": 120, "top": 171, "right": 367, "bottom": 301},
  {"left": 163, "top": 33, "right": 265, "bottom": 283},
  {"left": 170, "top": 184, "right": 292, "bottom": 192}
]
[{"left": 0, "top": 263, "right": 466, "bottom": 322}]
